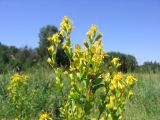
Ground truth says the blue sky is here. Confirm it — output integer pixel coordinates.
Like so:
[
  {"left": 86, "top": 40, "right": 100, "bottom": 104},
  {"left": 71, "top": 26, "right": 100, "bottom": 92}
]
[{"left": 0, "top": 0, "right": 160, "bottom": 65}]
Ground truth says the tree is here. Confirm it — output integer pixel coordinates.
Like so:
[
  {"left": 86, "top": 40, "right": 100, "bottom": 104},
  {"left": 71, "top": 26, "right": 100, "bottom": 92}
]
[
  {"left": 107, "top": 52, "right": 138, "bottom": 73},
  {"left": 126, "top": 55, "right": 138, "bottom": 72},
  {"left": 139, "top": 61, "right": 160, "bottom": 73}
]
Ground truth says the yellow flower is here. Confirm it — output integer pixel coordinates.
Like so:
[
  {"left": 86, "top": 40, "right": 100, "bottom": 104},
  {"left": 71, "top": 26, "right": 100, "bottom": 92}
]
[
  {"left": 62, "top": 44, "right": 67, "bottom": 50},
  {"left": 10, "top": 73, "right": 28, "bottom": 84},
  {"left": 91, "top": 118, "right": 96, "bottom": 120},
  {"left": 67, "top": 25, "right": 72, "bottom": 33},
  {"left": 113, "top": 72, "right": 123, "bottom": 82},
  {"left": 100, "top": 117, "right": 105, "bottom": 120},
  {"left": 109, "top": 84, "right": 115, "bottom": 92},
  {"left": 63, "top": 71, "right": 68, "bottom": 76},
  {"left": 111, "top": 57, "right": 121, "bottom": 68},
  {"left": 111, "top": 57, "right": 119, "bottom": 64},
  {"left": 129, "top": 90, "right": 134, "bottom": 97},
  {"left": 91, "top": 46, "right": 96, "bottom": 53},
  {"left": 74, "top": 45, "right": 81, "bottom": 53},
  {"left": 110, "top": 96, "right": 115, "bottom": 101},
  {"left": 47, "top": 37, "right": 52, "bottom": 41},
  {"left": 126, "top": 75, "right": 136, "bottom": 85},
  {"left": 63, "top": 16, "right": 69, "bottom": 23},
  {"left": 86, "top": 31, "right": 93, "bottom": 43},
  {"left": 52, "top": 33, "right": 59, "bottom": 41},
  {"left": 60, "top": 21, "right": 66, "bottom": 30},
  {"left": 11, "top": 73, "right": 21, "bottom": 83},
  {"left": 48, "top": 46, "right": 54, "bottom": 52},
  {"left": 119, "top": 83, "right": 125, "bottom": 93},
  {"left": 86, "top": 31, "right": 91, "bottom": 38},
  {"left": 60, "top": 30, "right": 65, "bottom": 36},
  {"left": 39, "top": 113, "right": 52, "bottom": 120},
  {"left": 104, "top": 72, "right": 111, "bottom": 82},
  {"left": 47, "top": 58, "right": 52, "bottom": 64},
  {"left": 95, "top": 44, "right": 103, "bottom": 53},
  {"left": 52, "top": 33, "right": 61, "bottom": 45},
  {"left": 106, "top": 103, "right": 114, "bottom": 110},
  {"left": 91, "top": 25, "right": 97, "bottom": 33}
]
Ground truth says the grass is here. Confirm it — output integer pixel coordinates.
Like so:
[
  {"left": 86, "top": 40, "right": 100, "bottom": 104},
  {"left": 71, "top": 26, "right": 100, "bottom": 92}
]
[
  {"left": 0, "top": 69, "right": 160, "bottom": 119},
  {"left": 0, "top": 67, "right": 57, "bottom": 119},
  {"left": 124, "top": 73, "right": 160, "bottom": 120}
]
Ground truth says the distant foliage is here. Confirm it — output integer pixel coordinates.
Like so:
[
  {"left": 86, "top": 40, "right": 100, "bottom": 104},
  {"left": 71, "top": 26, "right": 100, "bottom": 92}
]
[
  {"left": 106, "top": 52, "right": 138, "bottom": 73},
  {"left": 139, "top": 61, "right": 160, "bottom": 73},
  {"left": 0, "top": 43, "right": 38, "bottom": 73},
  {"left": 13, "top": 47, "right": 38, "bottom": 71},
  {"left": 1, "top": 26, "right": 159, "bottom": 74},
  {"left": 0, "top": 25, "right": 68, "bottom": 73}
]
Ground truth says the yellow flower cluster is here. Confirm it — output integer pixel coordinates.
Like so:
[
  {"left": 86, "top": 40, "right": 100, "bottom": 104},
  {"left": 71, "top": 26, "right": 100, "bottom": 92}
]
[
  {"left": 47, "top": 33, "right": 61, "bottom": 46},
  {"left": 39, "top": 113, "right": 52, "bottom": 120},
  {"left": 8, "top": 73, "right": 28, "bottom": 91},
  {"left": 68, "top": 25, "right": 106, "bottom": 79},
  {"left": 47, "top": 16, "right": 137, "bottom": 119},
  {"left": 105, "top": 71, "right": 137, "bottom": 117},
  {"left": 7, "top": 73, "right": 29, "bottom": 108},
  {"left": 47, "top": 16, "right": 73, "bottom": 66},
  {"left": 60, "top": 16, "right": 72, "bottom": 50},
  {"left": 126, "top": 74, "right": 137, "bottom": 85},
  {"left": 60, "top": 16, "right": 72, "bottom": 35},
  {"left": 111, "top": 57, "right": 121, "bottom": 68}
]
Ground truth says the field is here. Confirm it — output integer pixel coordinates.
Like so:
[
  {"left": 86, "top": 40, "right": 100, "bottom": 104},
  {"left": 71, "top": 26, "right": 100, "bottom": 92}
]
[
  {"left": 124, "top": 73, "right": 160, "bottom": 120},
  {"left": 0, "top": 67, "right": 160, "bottom": 119}
]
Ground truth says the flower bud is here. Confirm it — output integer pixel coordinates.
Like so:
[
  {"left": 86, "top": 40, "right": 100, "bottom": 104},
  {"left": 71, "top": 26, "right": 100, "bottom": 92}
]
[
  {"left": 60, "top": 30, "right": 65, "bottom": 36},
  {"left": 63, "top": 71, "right": 68, "bottom": 76},
  {"left": 86, "top": 31, "right": 90, "bottom": 37},
  {"left": 63, "top": 16, "right": 69, "bottom": 23},
  {"left": 95, "top": 32, "right": 103, "bottom": 42},
  {"left": 109, "top": 84, "right": 115, "bottom": 92},
  {"left": 106, "top": 103, "right": 113, "bottom": 110},
  {"left": 129, "top": 90, "right": 134, "bottom": 98},
  {"left": 48, "top": 46, "right": 54, "bottom": 52},
  {"left": 47, "top": 37, "right": 52, "bottom": 41},
  {"left": 83, "top": 40, "right": 89, "bottom": 48},
  {"left": 47, "top": 58, "right": 52, "bottom": 64},
  {"left": 91, "top": 25, "right": 97, "bottom": 33},
  {"left": 62, "top": 44, "right": 67, "bottom": 50},
  {"left": 68, "top": 25, "right": 72, "bottom": 33}
]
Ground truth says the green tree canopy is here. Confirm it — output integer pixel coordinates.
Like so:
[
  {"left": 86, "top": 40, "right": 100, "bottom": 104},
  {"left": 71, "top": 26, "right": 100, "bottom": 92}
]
[
  {"left": 139, "top": 61, "right": 160, "bottom": 73},
  {"left": 106, "top": 52, "right": 138, "bottom": 73}
]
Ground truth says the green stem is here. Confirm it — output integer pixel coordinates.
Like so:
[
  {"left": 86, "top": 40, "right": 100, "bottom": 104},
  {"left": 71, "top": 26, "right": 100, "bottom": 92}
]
[{"left": 98, "top": 111, "right": 103, "bottom": 120}]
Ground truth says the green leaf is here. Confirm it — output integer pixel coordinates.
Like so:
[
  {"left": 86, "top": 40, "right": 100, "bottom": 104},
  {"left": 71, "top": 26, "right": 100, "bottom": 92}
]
[
  {"left": 92, "top": 76, "right": 103, "bottom": 85},
  {"left": 92, "top": 84, "right": 105, "bottom": 94}
]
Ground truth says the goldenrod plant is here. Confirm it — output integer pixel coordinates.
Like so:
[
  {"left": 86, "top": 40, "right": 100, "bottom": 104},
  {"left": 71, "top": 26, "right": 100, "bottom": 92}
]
[
  {"left": 7, "top": 73, "right": 29, "bottom": 104},
  {"left": 7, "top": 73, "right": 29, "bottom": 118},
  {"left": 39, "top": 113, "right": 53, "bottom": 120},
  {"left": 48, "top": 16, "right": 137, "bottom": 120}
]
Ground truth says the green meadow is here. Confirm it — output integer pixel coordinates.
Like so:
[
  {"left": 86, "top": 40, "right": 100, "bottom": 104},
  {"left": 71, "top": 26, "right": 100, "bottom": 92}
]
[{"left": 0, "top": 68, "right": 160, "bottom": 119}]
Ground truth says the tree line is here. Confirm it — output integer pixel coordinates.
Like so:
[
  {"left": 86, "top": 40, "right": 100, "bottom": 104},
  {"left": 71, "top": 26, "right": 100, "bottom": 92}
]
[{"left": 0, "top": 25, "right": 159, "bottom": 73}]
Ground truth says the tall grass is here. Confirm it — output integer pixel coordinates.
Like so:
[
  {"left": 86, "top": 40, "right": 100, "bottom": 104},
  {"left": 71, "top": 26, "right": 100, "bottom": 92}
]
[{"left": 124, "top": 73, "right": 160, "bottom": 120}]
